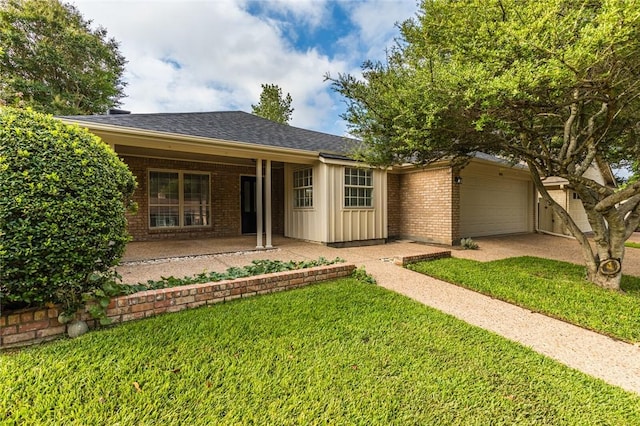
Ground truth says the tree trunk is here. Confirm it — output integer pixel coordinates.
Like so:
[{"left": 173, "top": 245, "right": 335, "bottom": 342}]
[
  {"left": 573, "top": 233, "right": 619, "bottom": 289},
  {"left": 587, "top": 268, "right": 622, "bottom": 290},
  {"left": 583, "top": 204, "right": 627, "bottom": 291},
  {"left": 529, "top": 163, "right": 625, "bottom": 290},
  {"left": 576, "top": 235, "right": 624, "bottom": 290}
]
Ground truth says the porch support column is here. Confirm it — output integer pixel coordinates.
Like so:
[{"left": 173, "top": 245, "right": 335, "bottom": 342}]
[
  {"left": 265, "top": 159, "right": 273, "bottom": 248},
  {"left": 256, "top": 159, "right": 264, "bottom": 249}
]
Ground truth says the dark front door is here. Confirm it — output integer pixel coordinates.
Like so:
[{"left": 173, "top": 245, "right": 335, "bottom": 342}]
[{"left": 241, "top": 176, "right": 257, "bottom": 234}]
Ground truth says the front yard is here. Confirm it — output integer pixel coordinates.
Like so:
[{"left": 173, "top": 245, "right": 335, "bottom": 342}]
[
  {"left": 409, "top": 256, "right": 640, "bottom": 342},
  {"left": 2, "top": 278, "right": 639, "bottom": 425}
]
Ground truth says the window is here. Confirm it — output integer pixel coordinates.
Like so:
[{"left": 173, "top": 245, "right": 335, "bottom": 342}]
[
  {"left": 572, "top": 192, "right": 581, "bottom": 200},
  {"left": 149, "top": 171, "right": 210, "bottom": 228},
  {"left": 344, "top": 167, "right": 373, "bottom": 207},
  {"left": 293, "top": 168, "right": 313, "bottom": 208}
]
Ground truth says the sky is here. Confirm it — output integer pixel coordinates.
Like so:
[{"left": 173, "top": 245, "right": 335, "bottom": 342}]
[{"left": 71, "top": 0, "right": 420, "bottom": 136}]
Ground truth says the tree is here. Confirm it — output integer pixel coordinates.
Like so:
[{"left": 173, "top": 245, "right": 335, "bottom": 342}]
[
  {"left": 329, "top": 0, "right": 640, "bottom": 289},
  {"left": 0, "top": 0, "right": 126, "bottom": 115},
  {"left": 251, "top": 83, "right": 294, "bottom": 124},
  {"left": 0, "top": 107, "right": 136, "bottom": 315}
]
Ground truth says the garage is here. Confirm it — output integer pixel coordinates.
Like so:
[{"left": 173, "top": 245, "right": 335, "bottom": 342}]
[{"left": 459, "top": 161, "right": 533, "bottom": 237}]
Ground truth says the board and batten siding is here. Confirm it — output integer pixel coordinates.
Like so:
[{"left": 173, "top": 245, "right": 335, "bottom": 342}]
[{"left": 284, "top": 162, "right": 387, "bottom": 244}]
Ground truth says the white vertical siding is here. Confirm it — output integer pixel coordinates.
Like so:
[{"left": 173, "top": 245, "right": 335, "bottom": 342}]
[
  {"left": 328, "top": 165, "right": 387, "bottom": 243},
  {"left": 284, "top": 163, "right": 323, "bottom": 241},
  {"left": 568, "top": 191, "right": 592, "bottom": 232},
  {"left": 284, "top": 162, "right": 387, "bottom": 243}
]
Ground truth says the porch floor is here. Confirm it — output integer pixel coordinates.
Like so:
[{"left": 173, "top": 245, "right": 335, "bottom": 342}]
[{"left": 122, "top": 235, "right": 283, "bottom": 262}]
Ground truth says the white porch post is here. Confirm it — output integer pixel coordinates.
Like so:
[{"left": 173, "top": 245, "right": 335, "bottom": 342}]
[
  {"left": 265, "top": 159, "right": 273, "bottom": 248},
  {"left": 256, "top": 159, "right": 264, "bottom": 249}
]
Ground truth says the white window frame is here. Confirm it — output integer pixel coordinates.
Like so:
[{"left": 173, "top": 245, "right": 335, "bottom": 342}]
[
  {"left": 293, "top": 167, "right": 313, "bottom": 208},
  {"left": 344, "top": 167, "right": 373, "bottom": 208},
  {"left": 148, "top": 169, "right": 211, "bottom": 229}
]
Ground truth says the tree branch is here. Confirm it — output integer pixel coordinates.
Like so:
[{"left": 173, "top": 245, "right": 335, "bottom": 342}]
[
  {"left": 528, "top": 160, "right": 596, "bottom": 267},
  {"left": 595, "top": 181, "right": 640, "bottom": 212}
]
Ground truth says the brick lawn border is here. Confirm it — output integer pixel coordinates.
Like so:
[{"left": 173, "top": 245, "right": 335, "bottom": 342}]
[
  {"left": 393, "top": 251, "right": 451, "bottom": 267},
  {"left": 1, "top": 263, "right": 356, "bottom": 349}
]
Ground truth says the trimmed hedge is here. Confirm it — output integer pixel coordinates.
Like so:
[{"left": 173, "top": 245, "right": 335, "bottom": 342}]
[{"left": 0, "top": 107, "right": 136, "bottom": 314}]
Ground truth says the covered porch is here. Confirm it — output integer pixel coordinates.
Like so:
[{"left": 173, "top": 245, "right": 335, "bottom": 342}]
[{"left": 91, "top": 127, "right": 319, "bottom": 249}]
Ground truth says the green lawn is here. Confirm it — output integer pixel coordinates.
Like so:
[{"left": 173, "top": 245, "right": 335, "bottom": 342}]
[
  {"left": 2, "top": 278, "right": 639, "bottom": 425},
  {"left": 409, "top": 256, "right": 640, "bottom": 342},
  {"left": 626, "top": 241, "right": 640, "bottom": 249}
]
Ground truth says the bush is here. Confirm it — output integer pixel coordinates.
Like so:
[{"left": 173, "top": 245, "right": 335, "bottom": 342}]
[
  {"left": 460, "top": 237, "right": 479, "bottom": 250},
  {"left": 0, "top": 107, "right": 136, "bottom": 314}
]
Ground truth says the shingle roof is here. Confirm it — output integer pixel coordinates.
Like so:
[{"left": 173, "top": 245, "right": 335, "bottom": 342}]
[{"left": 61, "top": 111, "right": 356, "bottom": 156}]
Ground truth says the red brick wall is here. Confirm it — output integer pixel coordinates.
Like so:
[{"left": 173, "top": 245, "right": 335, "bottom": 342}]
[
  {"left": 392, "top": 167, "right": 459, "bottom": 245},
  {"left": 121, "top": 156, "right": 284, "bottom": 241},
  {"left": 1, "top": 263, "right": 356, "bottom": 348}
]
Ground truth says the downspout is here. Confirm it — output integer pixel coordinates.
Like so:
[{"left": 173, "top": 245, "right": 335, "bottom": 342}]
[{"left": 534, "top": 181, "right": 539, "bottom": 233}]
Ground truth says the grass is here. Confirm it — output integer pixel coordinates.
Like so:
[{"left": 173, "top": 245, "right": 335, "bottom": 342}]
[
  {"left": 2, "top": 278, "right": 640, "bottom": 425},
  {"left": 626, "top": 241, "right": 640, "bottom": 249},
  {"left": 409, "top": 256, "right": 640, "bottom": 342}
]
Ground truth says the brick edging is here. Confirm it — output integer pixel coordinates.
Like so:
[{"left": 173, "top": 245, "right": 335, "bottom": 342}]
[
  {"left": 393, "top": 251, "right": 451, "bottom": 267},
  {"left": 1, "top": 263, "right": 356, "bottom": 349}
]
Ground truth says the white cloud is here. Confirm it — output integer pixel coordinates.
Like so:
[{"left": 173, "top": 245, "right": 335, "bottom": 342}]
[
  {"left": 71, "top": 0, "right": 415, "bottom": 135},
  {"left": 249, "top": 0, "right": 330, "bottom": 29},
  {"left": 340, "top": 0, "right": 417, "bottom": 61}
]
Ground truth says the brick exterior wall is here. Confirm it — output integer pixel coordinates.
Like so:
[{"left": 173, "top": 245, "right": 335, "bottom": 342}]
[
  {"left": 388, "top": 167, "right": 460, "bottom": 245},
  {"left": 1, "top": 263, "right": 356, "bottom": 348},
  {"left": 122, "top": 156, "right": 284, "bottom": 241}
]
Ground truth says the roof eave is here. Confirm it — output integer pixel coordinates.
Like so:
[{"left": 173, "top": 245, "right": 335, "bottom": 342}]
[{"left": 60, "top": 119, "right": 322, "bottom": 163}]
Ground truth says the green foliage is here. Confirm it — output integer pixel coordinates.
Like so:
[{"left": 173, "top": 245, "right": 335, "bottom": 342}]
[
  {"left": 117, "top": 257, "right": 345, "bottom": 295},
  {"left": 2, "top": 279, "right": 639, "bottom": 424},
  {"left": 328, "top": 0, "right": 640, "bottom": 282},
  {"left": 409, "top": 256, "right": 640, "bottom": 342},
  {"left": 351, "top": 265, "right": 376, "bottom": 284},
  {"left": 331, "top": 0, "right": 640, "bottom": 172},
  {"left": 0, "top": 107, "right": 136, "bottom": 314},
  {"left": 626, "top": 241, "right": 640, "bottom": 249},
  {"left": 251, "top": 83, "right": 294, "bottom": 124},
  {"left": 82, "top": 273, "right": 123, "bottom": 325},
  {"left": 459, "top": 237, "right": 479, "bottom": 250},
  {"left": 0, "top": 0, "right": 126, "bottom": 114}
]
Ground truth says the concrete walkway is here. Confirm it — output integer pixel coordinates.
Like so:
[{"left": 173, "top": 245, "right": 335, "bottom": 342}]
[
  {"left": 364, "top": 260, "right": 640, "bottom": 395},
  {"left": 119, "top": 234, "right": 640, "bottom": 395}
]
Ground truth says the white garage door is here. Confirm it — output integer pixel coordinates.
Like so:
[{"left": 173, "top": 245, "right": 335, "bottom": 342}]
[{"left": 460, "top": 167, "right": 530, "bottom": 237}]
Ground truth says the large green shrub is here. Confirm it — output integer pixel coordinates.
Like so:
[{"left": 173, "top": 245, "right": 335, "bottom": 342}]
[{"left": 0, "top": 107, "right": 136, "bottom": 314}]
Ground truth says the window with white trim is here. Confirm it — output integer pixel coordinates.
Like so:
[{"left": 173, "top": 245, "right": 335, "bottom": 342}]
[
  {"left": 293, "top": 168, "right": 313, "bottom": 208},
  {"left": 149, "top": 170, "right": 210, "bottom": 228},
  {"left": 344, "top": 167, "right": 373, "bottom": 207}
]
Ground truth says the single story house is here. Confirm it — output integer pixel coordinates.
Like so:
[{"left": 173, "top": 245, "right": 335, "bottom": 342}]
[{"left": 60, "top": 111, "right": 537, "bottom": 248}]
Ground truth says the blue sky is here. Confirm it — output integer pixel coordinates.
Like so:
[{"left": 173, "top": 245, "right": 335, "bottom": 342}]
[{"left": 71, "top": 0, "right": 419, "bottom": 136}]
